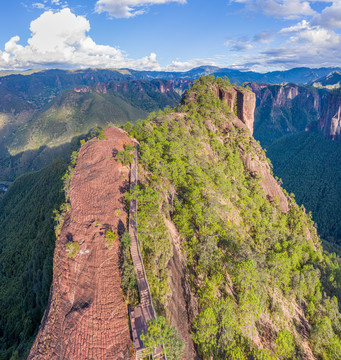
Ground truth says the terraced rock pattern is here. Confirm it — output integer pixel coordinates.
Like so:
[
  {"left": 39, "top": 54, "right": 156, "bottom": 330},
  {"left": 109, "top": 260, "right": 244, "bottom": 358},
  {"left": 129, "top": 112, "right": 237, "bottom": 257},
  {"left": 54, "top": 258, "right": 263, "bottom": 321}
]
[{"left": 27, "top": 128, "right": 134, "bottom": 360}]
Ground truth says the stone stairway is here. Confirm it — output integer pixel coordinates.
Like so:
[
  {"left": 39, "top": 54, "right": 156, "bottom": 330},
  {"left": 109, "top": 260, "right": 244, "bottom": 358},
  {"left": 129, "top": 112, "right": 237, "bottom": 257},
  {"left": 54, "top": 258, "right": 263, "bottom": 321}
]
[{"left": 128, "top": 146, "right": 166, "bottom": 360}]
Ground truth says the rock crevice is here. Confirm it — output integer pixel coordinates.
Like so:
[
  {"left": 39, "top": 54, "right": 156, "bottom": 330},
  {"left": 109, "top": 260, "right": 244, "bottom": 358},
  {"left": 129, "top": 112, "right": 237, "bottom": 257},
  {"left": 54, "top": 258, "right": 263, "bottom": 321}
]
[{"left": 215, "top": 85, "right": 256, "bottom": 135}]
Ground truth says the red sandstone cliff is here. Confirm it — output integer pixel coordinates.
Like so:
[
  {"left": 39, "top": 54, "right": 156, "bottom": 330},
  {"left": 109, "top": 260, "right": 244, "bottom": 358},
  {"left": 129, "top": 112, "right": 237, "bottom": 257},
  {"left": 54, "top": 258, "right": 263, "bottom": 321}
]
[
  {"left": 27, "top": 128, "right": 133, "bottom": 360},
  {"left": 320, "top": 90, "right": 341, "bottom": 141},
  {"left": 249, "top": 82, "right": 341, "bottom": 142},
  {"left": 215, "top": 84, "right": 256, "bottom": 135}
]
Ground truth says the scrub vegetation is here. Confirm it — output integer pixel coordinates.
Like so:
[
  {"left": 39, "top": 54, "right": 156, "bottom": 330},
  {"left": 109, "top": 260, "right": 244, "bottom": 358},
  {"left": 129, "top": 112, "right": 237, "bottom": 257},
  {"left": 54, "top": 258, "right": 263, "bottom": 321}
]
[{"left": 126, "top": 76, "right": 341, "bottom": 359}]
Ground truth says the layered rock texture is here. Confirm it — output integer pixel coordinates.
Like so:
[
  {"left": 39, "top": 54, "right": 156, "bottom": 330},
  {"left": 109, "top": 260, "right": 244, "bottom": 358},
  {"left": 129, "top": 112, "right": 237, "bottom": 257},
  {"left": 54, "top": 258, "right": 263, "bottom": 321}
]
[
  {"left": 250, "top": 83, "right": 328, "bottom": 145},
  {"left": 27, "top": 128, "right": 133, "bottom": 360},
  {"left": 215, "top": 84, "right": 256, "bottom": 135},
  {"left": 250, "top": 82, "right": 341, "bottom": 144},
  {"left": 320, "top": 90, "right": 341, "bottom": 141}
]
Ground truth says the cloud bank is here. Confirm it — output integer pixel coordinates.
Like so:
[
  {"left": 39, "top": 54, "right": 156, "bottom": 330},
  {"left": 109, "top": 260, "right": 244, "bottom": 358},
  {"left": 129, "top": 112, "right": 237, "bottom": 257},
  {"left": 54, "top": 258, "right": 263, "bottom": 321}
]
[
  {"left": 227, "top": 0, "right": 341, "bottom": 70},
  {"left": 0, "top": 7, "right": 221, "bottom": 72},
  {"left": 95, "top": 0, "right": 186, "bottom": 18},
  {"left": 0, "top": 8, "right": 163, "bottom": 70}
]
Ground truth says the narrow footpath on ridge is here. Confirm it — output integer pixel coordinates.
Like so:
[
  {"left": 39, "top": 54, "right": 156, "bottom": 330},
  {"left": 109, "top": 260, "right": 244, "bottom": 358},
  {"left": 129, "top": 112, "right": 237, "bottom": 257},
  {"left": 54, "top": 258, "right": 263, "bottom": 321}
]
[{"left": 128, "top": 146, "right": 165, "bottom": 360}]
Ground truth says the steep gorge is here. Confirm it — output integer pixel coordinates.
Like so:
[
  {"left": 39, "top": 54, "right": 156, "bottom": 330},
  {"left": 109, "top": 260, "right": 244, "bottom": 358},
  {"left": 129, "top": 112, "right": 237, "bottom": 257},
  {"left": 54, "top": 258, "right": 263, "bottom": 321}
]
[{"left": 251, "top": 82, "right": 341, "bottom": 145}]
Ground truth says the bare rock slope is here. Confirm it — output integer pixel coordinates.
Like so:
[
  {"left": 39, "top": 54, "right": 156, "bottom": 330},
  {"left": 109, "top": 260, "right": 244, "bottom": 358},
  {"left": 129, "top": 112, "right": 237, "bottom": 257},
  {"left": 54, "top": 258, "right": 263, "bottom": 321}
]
[{"left": 27, "top": 128, "right": 133, "bottom": 360}]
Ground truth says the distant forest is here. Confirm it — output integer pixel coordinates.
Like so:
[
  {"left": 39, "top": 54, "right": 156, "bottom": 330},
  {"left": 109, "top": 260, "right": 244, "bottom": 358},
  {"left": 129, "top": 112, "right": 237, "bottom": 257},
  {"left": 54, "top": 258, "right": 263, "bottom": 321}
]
[{"left": 267, "top": 131, "right": 341, "bottom": 247}]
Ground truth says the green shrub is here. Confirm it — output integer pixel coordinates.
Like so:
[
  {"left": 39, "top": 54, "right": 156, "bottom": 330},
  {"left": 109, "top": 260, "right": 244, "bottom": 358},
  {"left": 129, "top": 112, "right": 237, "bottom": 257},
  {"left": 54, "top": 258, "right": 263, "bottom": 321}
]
[
  {"left": 98, "top": 129, "right": 106, "bottom": 140},
  {"left": 120, "top": 232, "right": 138, "bottom": 305},
  {"left": 66, "top": 241, "right": 80, "bottom": 258},
  {"left": 124, "top": 144, "right": 135, "bottom": 152},
  {"left": 116, "top": 150, "right": 134, "bottom": 166},
  {"left": 275, "top": 330, "right": 296, "bottom": 359},
  {"left": 141, "top": 316, "right": 184, "bottom": 360},
  {"left": 105, "top": 229, "right": 117, "bottom": 249}
]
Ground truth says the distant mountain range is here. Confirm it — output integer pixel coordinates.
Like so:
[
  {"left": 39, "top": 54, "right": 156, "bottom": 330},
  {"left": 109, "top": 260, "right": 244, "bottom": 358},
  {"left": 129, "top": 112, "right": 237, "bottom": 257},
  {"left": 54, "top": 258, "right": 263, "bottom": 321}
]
[
  {"left": 1, "top": 65, "right": 341, "bottom": 85},
  {"left": 0, "top": 73, "right": 183, "bottom": 181},
  {"left": 2, "top": 67, "right": 341, "bottom": 248},
  {"left": 311, "top": 71, "right": 341, "bottom": 89},
  {"left": 2, "top": 66, "right": 341, "bottom": 181}
]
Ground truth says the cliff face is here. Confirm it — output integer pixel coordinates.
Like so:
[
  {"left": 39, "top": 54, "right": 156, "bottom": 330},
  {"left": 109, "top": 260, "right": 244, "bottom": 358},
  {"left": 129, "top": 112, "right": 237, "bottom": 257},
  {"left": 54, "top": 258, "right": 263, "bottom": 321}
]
[
  {"left": 213, "top": 83, "right": 288, "bottom": 211},
  {"left": 250, "top": 82, "right": 341, "bottom": 143},
  {"left": 73, "top": 79, "right": 189, "bottom": 96},
  {"left": 215, "top": 84, "right": 256, "bottom": 135},
  {"left": 250, "top": 83, "right": 328, "bottom": 145},
  {"left": 320, "top": 90, "right": 341, "bottom": 140},
  {"left": 27, "top": 128, "right": 133, "bottom": 360}
]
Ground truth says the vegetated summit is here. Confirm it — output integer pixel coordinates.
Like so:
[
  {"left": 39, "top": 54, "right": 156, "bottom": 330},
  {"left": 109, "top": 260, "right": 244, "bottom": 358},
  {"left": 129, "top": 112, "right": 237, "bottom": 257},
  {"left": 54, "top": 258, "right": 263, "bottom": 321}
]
[
  {"left": 125, "top": 76, "right": 341, "bottom": 359},
  {"left": 2, "top": 66, "right": 341, "bottom": 185}
]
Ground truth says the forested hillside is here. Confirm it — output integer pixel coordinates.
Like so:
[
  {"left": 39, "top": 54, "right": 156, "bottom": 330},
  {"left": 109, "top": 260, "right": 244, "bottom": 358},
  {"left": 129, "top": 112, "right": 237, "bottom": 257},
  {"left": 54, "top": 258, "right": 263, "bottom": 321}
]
[
  {"left": 267, "top": 131, "right": 341, "bottom": 247},
  {"left": 127, "top": 76, "right": 341, "bottom": 359},
  {"left": 0, "top": 159, "right": 67, "bottom": 359},
  {"left": 0, "top": 78, "right": 181, "bottom": 182}
]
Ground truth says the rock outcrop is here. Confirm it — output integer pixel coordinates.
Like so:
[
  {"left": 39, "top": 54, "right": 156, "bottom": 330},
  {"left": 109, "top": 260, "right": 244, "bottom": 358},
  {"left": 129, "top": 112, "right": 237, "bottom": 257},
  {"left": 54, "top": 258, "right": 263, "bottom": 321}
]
[
  {"left": 249, "top": 82, "right": 341, "bottom": 143},
  {"left": 215, "top": 85, "right": 256, "bottom": 135},
  {"left": 27, "top": 128, "right": 133, "bottom": 360},
  {"left": 320, "top": 90, "right": 341, "bottom": 141},
  {"left": 165, "top": 219, "right": 199, "bottom": 359},
  {"left": 243, "top": 150, "right": 289, "bottom": 213}
]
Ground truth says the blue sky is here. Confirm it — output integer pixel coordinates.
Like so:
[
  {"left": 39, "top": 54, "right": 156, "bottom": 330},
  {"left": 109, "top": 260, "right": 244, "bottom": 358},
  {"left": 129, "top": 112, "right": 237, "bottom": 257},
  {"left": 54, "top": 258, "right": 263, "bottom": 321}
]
[{"left": 0, "top": 0, "right": 340, "bottom": 71}]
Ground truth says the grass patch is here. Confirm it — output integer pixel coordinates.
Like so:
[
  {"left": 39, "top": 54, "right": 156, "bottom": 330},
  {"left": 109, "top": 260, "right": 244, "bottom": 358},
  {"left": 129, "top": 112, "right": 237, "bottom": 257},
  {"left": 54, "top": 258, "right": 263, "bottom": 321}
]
[
  {"left": 105, "top": 229, "right": 117, "bottom": 249},
  {"left": 66, "top": 241, "right": 80, "bottom": 258}
]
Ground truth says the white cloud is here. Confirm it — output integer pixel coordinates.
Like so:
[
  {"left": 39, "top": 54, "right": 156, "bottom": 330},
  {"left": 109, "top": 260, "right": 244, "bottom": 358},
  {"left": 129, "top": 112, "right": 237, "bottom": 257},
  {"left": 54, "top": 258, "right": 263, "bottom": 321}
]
[
  {"left": 260, "top": 0, "right": 315, "bottom": 19},
  {"left": 225, "top": 38, "right": 253, "bottom": 51},
  {"left": 0, "top": 8, "right": 164, "bottom": 70},
  {"left": 0, "top": 7, "right": 217, "bottom": 72},
  {"left": 164, "top": 58, "right": 220, "bottom": 71},
  {"left": 226, "top": 0, "right": 341, "bottom": 70},
  {"left": 232, "top": 0, "right": 315, "bottom": 19},
  {"left": 280, "top": 20, "right": 339, "bottom": 46},
  {"left": 238, "top": 19, "right": 341, "bottom": 70},
  {"left": 32, "top": 3, "right": 47, "bottom": 10},
  {"left": 312, "top": 1, "right": 341, "bottom": 29},
  {"left": 95, "top": 0, "right": 186, "bottom": 18},
  {"left": 253, "top": 30, "right": 274, "bottom": 44}
]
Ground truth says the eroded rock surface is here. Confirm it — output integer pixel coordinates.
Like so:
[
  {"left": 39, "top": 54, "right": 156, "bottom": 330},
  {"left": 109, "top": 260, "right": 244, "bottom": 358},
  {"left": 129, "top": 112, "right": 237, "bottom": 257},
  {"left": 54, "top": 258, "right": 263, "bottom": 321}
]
[
  {"left": 165, "top": 219, "right": 199, "bottom": 360},
  {"left": 27, "top": 128, "right": 133, "bottom": 360},
  {"left": 320, "top": 90, "right": 341, "bottom": 140},
  {"left": 215, "top": 85, "right": 256, "bottom": 135},
  {"left": 244, "top": 150, "right": 289, "bottom": 213}
]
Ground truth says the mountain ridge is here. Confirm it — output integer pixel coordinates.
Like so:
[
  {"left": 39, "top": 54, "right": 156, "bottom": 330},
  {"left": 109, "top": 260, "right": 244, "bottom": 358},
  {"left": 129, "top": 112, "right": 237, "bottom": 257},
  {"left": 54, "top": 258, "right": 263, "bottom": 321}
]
[{"left": 1, "top": 76, "right": 341, "bottom": 359}]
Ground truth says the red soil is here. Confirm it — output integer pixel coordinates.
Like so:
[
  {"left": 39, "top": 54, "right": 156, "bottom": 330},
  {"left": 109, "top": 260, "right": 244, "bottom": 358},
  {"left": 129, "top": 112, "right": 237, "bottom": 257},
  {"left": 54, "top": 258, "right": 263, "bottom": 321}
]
[{"left": 27, "top": 128, "right": 134, "bottom": 360}]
